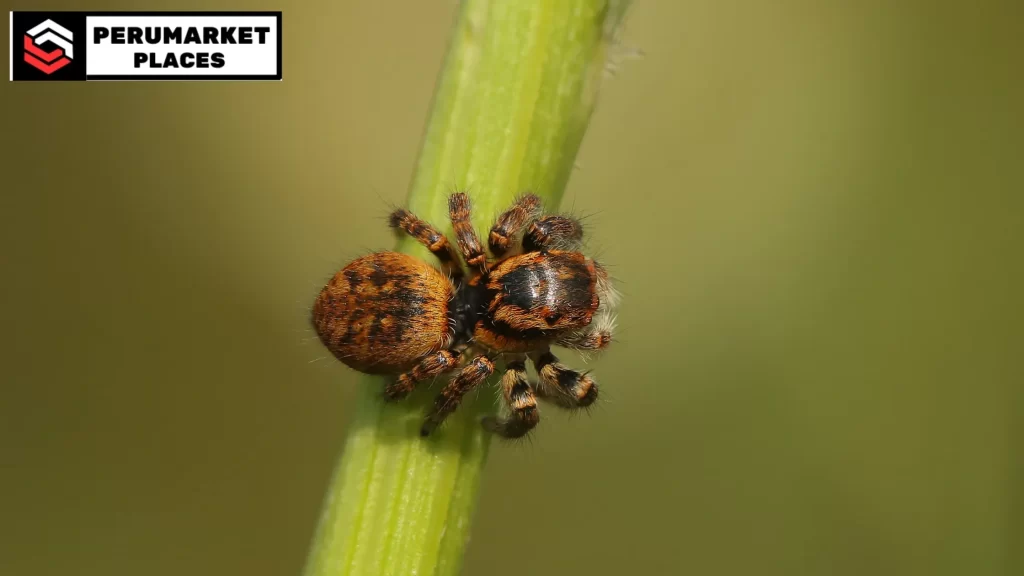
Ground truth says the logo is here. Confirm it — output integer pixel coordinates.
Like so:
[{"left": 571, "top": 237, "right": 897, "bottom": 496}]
[
  {"left": 10, "top": 12, "right": 85, "bottom": 80},
  {"left": 10, "top": 11, "right": 281, "bottom": 81},
  {"left": 23, "top": 19, "right": 73, "bottom": 74}
]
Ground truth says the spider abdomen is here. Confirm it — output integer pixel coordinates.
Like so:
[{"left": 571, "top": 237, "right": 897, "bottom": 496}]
[{"left": 312, "top": 251, "right": 454, "bottom": 373}]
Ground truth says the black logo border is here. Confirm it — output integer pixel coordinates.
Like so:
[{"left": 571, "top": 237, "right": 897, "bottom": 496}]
[{"left": 10, "top": 11, "right": 283, "bottom": 82}]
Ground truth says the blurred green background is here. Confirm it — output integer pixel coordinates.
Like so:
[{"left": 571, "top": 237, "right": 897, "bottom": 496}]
[{"left": 2, "top": 1, "right": 1020, "bottom": 575}]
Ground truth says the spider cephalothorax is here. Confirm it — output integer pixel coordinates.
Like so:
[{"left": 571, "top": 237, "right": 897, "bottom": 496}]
[{"left": 312, "top": 192, "right": 618, "bottom": 438}]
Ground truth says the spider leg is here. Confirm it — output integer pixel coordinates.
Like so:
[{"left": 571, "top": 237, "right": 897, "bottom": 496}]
[
  {"left": 384, "top": 348, "right": 461, "bottom": 401},
  {"left": 448, "top": 192, "right": 489, "bottom": 276},
  {"left": 487, "top": 193, "right": 542, "bottom": 257},
  {"left": 528, "top": 349, "right": 599, "bottom": 410},
  {"left": 389, "top": 208, "right": 464, "bottom": 283},
  {"left": 555, "top": 329, "right": 613, "bottom": 352},
  {"left": 523, "top": 215, "right": 584, "bottom": 253},
  {"left": 421, "top": 354, "right": 494, "bottom": 436},
  {"left": 482, "top": 358, "right": 540, "bottom": 438}
]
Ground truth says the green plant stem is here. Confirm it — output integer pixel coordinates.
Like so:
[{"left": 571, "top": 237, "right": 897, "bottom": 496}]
[{"left": 303, "top": 1, "right": 630, "bottom": 575}]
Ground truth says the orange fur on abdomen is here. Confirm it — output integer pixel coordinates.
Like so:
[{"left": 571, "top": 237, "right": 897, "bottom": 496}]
[{"left": 312, "top": 252, "right": 454, "bottom": 373}]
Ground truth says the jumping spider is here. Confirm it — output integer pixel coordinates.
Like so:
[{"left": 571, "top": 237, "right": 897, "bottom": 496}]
[{"left": 312, "top": 192, "right": 618, "bottom": 438}]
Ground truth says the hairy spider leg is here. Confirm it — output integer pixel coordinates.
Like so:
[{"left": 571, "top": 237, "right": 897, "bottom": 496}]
[
  {"left": 389, "top": 208, "right": 465, "bottom": 283},
  {"left": 421, "top": 354, "right": 494, "bottom": 436},
  {"left": 488, "top": 193, "right": 543, "bottom": 257},
  {"left": 523, "top": 215, "right": 584, "bottom": 253},
  {"left": 384, "top": 348, "right": 461, "bottom": 401},
  {"left": 448, "top": 192, "right": 489, "bottom": 277},
  {"left": 482, "top": 358, "right": 540, "bottom": 438},
  {"left": 528, "top": 348, "right": 599, "bottom": 410}
]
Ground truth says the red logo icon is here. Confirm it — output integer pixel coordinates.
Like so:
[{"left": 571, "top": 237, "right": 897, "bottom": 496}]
[{"left": 24, "top": 19, "right": 74, "bottom": 74}]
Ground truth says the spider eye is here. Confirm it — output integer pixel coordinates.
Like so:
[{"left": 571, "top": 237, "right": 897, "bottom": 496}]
[{"left": 545, "top": 312, "right": 563, "bottom": 325}]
